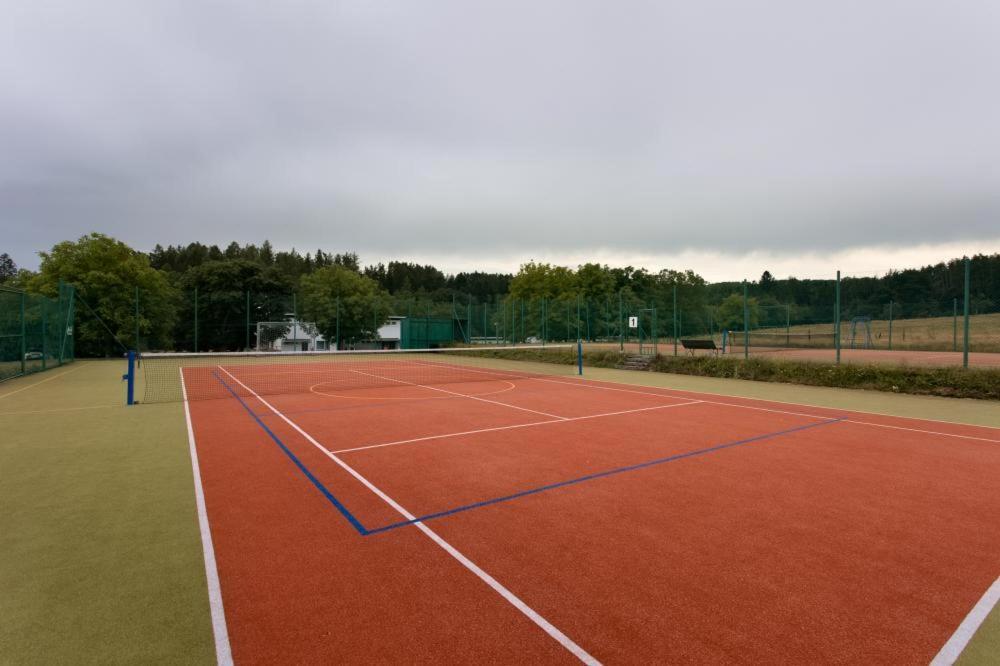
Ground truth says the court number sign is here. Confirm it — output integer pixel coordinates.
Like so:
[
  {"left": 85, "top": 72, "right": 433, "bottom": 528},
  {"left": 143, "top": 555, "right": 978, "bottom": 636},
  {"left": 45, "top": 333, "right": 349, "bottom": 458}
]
[{"left": 628, "top": 316, "right": 638, "bottom": 329}]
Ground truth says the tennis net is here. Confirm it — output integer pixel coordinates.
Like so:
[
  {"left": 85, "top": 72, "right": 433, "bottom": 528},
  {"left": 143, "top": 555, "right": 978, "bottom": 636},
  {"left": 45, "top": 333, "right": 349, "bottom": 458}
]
[
  {"left": 727, "top": 331, "right": 837, "bottom": 353},
  {"left": 136, "top": 344, "right": 580, "bottom": 404}
]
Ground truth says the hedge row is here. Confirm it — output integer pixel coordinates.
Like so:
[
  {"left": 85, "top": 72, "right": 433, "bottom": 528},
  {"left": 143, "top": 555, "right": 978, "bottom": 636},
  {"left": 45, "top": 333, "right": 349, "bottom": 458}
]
[{"left": 471, "top": 348, "right": 1000, "bottom": 401}]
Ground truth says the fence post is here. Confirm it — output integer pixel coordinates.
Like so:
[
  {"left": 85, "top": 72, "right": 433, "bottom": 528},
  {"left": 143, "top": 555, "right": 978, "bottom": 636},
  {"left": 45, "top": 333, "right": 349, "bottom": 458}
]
[
  {"left": 785, "top": 304, "right": 790, "bottom": 344},
  {"left": 672, "top": 284, "right": 678, "bottom": 356},
  {"left": 134, "top": 286, "right": 140, "bottom": 353},
  {"left": 835, "top": 271, "right": 841, "bottom": 365},
  {"left": 888, "top": 300, "right": 893, "bottom": 350},
  {"left": 41, "top": 297, "right": 47, "bottom": 371},
  {"left": 335, "top": 296, "right": 340, "bottom": 350},
  {"left": 246, "top": 291, "right": 251, "bottom": 350},
  {"left": 576, "top": 295, "right": 581, "bottom": 342},
  {"left": 193, "top": 287, "right": 199, "bottom": 353},
  {"left": 742, "top": 280, "right": 749, "bottom": 360},
  {"left": 20, "top": 291, "right": 26, "bottom": 376},
  {"left": 963, "top": 256, "right": 970, "bottom": 368},
  {"left": 618, "top": 290, "right": 623, "bottom": 352},
  {"left": 951, "top": 297, "right": 958, "bottom": 352}
]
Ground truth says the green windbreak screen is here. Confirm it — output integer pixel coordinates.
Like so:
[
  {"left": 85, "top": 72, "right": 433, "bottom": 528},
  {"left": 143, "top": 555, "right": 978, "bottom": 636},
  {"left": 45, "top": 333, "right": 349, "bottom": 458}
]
[{"left": 0, "top": 284, "right": 75, "bottom": 383}]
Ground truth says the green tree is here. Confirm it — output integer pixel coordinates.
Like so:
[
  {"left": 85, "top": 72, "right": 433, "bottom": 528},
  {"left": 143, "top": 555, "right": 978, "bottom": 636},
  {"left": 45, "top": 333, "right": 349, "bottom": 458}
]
[
  {"left": 576, "top": 263, "right": 615, "bottom": 300},
  {"left": 300, "top": 265, "right": 390, "bottom": 348},
  {"left": 29, "top": 233, "right": 178, "bottom": 355},
  {"left": 176, "top": 260, "right": 294, "bottom": 351},
  {"left": 715, "top": 293, "right": 759, "bottom": 331},
  {"left": 508, "top": 262, "right": 577, "bottom": 300},
  {"left": 0, "top": 253, "right": 16, "bottom": 283}
]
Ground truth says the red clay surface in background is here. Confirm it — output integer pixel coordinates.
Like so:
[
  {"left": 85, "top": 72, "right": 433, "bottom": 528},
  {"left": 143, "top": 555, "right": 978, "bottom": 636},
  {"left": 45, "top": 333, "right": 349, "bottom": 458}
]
[
  {"left": 588, "top": 342, "right": 1000, "bottom": 367},
  {"left": 189, "top": 371, "right": 1000, "bottom": 663}
]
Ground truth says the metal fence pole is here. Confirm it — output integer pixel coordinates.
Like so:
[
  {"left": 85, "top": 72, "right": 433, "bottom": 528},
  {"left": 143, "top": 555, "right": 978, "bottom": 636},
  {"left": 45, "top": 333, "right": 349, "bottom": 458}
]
[
  {"left": 194, "top": 287, "right": 199, "bottom": 352},
  {"left": 963, "top": 256, "right": 970, "bottom": 368},
  {"left": 952, "top": 297, "right": 958, "bottom": 352},
  {"left": 618, "top": 290, "right": 624, "bottom": 352},
  {"left": 672, "top": 284, "right": 678, "bottom": 356},
  {"left": 743, "top": 280, "right": 749, "bottom": 360},
  {"left": 835, "top": 271, "right": 841, "bottom": 365},
  {"left": 41, "top": 297, "right": 47, "bottom": 371},
  {"left": 888, "top": 300, "right": 894, "bottom": 350},
  {"left": 134, "top": 286, "right": 140, "bottom": 353},
  {"left": 246, "top": 291, "right": 251, "bottom": 350},
  {"left": 20, "top": 291, "right": 26, "bottom": 376}
]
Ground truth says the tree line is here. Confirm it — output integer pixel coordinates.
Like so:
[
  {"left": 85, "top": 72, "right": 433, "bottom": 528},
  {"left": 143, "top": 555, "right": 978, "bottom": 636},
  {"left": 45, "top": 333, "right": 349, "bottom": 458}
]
[{"left": 2, "top": 235, "right": 997, "bottom": 356}]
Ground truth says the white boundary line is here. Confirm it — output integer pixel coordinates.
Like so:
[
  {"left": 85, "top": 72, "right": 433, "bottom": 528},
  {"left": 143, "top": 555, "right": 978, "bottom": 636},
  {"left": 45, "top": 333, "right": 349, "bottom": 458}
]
[
  {"left": 333, "top": 400, "right": 703, "bottom": 454},
  {"left": 181, "top": 369, "right": 234, "bottom": 666},
  {"left": 215, "top": 366, "right": 599, "bottom": 665},
  {"left": 349, "top": 368, "right": 568, "bottom": 420},
  {"left": 414, "top": 360, "right": 1000, "bottom": 435},
  {"left": 931, "top": 576, "right": 1000, "bottom": 665},
  {"left": 552, "top": 374, "right": 1000, "bottom": 430},
  {"left": 525, "top": 376, "right": 1000, "bottom": 443}
]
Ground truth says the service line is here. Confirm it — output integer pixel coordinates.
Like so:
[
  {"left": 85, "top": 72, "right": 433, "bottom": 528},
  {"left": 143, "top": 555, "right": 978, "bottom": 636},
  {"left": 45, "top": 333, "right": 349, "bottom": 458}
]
[{"left": 333, "top": 400, "right": 704, "bottom": 454}]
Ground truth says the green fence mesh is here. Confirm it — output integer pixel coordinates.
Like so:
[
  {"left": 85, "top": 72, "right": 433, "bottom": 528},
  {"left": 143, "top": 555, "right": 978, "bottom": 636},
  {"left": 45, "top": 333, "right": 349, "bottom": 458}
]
[{"left": 0, "top": 283, "right": 75, "bottom": 383}]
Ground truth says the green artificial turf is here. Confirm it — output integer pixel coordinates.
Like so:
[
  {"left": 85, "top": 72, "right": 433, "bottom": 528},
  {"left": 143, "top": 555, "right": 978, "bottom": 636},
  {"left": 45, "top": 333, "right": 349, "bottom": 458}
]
[{"left": 0, "top": 361, "right": 215, "bottom": 664}]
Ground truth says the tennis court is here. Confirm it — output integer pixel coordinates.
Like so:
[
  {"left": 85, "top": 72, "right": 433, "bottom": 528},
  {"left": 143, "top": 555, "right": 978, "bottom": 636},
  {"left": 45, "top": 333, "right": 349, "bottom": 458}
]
[{"left": 137, "top": 346, "right": 1000, "bottom": 663}]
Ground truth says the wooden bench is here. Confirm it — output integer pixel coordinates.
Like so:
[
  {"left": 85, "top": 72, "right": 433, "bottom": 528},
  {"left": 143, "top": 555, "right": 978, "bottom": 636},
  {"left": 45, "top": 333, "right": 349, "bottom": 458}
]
[{"left": 680, "top": 338, "right": 720, "bottom": 356}]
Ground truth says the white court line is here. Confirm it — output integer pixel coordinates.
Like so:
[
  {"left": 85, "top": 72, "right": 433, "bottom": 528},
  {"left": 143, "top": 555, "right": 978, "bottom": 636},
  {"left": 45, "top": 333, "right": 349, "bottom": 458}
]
[
  {"left": 0, "top": 361, "right": 86, "bottom": 400},
  {"left": 333, "top": 400, "right": 703, "bottom": 454},
  {"left": 931, "top": 576, "right": 1000, "bottom": 665},
  {"left": 843, "top": 420, "right": 999, "bottom": 444},
  {"left": 215, "top": 366, "right": 600, "bottom": 665},
  {"left": 525, "top": 376, "right": 1000, "bottom": 442},
  {"left": 180, "top": 370, "right": 233, "bottom": 666},
  {"left": 349, "top": 368, "right": 568, "bottom": 420},
  {"left": 401, "top": 361, "right": 1000, "bottom": 443}
]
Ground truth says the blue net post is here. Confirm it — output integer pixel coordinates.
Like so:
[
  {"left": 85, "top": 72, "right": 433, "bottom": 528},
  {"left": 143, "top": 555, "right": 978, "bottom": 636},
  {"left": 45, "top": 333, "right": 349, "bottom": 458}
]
[
  {"left": 577, "top": 339, "right": 583, "bottom": 375},
  {"left": 126, "top": 350, "right": 136, "bottom": 405}
]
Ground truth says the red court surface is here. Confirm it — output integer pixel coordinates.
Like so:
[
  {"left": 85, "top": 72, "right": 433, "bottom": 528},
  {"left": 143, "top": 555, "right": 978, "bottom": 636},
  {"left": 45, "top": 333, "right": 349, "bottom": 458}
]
[{"left": 184, "top": 364, "right": 1000, "bottom": 664}]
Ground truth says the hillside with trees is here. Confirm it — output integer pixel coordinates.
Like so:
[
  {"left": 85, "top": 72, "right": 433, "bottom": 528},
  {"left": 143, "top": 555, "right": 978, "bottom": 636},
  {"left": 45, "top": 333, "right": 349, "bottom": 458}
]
[{"left": 5, "top": 233, "right": 998, "bottom": 354}]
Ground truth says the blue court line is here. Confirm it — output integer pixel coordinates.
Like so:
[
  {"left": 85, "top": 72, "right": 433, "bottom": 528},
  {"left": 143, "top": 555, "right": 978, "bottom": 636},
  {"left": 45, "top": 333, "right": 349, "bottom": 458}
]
[
  {"left": 362, "top": 416, "right": 845, "bottom": 535},
  {"left": 211, "top": 367, "right": 845, "bottom": 538},
  {"left": 211, "top": 370, "right": 370, "bottom": 535}
]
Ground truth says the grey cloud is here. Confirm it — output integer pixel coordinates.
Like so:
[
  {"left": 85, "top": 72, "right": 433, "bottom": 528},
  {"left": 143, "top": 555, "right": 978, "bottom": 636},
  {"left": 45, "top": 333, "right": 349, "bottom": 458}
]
[{"left": 3, "top": 0, "right": 999, "bottom": 271}]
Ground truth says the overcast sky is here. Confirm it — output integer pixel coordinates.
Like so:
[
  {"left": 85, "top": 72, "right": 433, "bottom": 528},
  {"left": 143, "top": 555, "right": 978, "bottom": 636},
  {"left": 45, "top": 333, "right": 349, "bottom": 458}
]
[{"left": 3, "top": 1, "right": 999, "bottom": 281}]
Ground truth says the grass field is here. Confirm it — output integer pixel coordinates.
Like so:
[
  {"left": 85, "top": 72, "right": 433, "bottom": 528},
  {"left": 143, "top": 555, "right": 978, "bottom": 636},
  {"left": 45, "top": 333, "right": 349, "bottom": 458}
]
[
  {"left": 759, "top": 311, "right": 1000, "bottom": 353},
  {"left": 2, "top": 359, "right": 999, "bottom": 663}
]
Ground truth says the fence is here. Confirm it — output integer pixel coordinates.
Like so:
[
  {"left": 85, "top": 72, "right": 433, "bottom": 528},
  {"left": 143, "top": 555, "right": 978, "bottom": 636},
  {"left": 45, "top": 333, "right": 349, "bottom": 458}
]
[
  {"left": 0, "top": 283, "right": 75, "bottom": 383},
  {"left": 120, "top": 255, "right": 997, "bottom": 368}
]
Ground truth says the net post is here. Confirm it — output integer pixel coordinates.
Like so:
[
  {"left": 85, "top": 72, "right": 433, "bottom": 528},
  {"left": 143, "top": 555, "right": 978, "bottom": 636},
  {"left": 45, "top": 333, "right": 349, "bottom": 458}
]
[
  {"left": 126, "top": 350, "right": 136, "bottom": 406},
  {"left": 577, "top": 339, "right": 583, "bottom": 375},
  {"left": 835, "top": 271, "right": 841, "bottom": 365},
  {"left": 963, "top": 256, "right": 970, "bottom": 368},
  {"left": 742, "top": 280, "right": 749, "bottom": 360}
]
